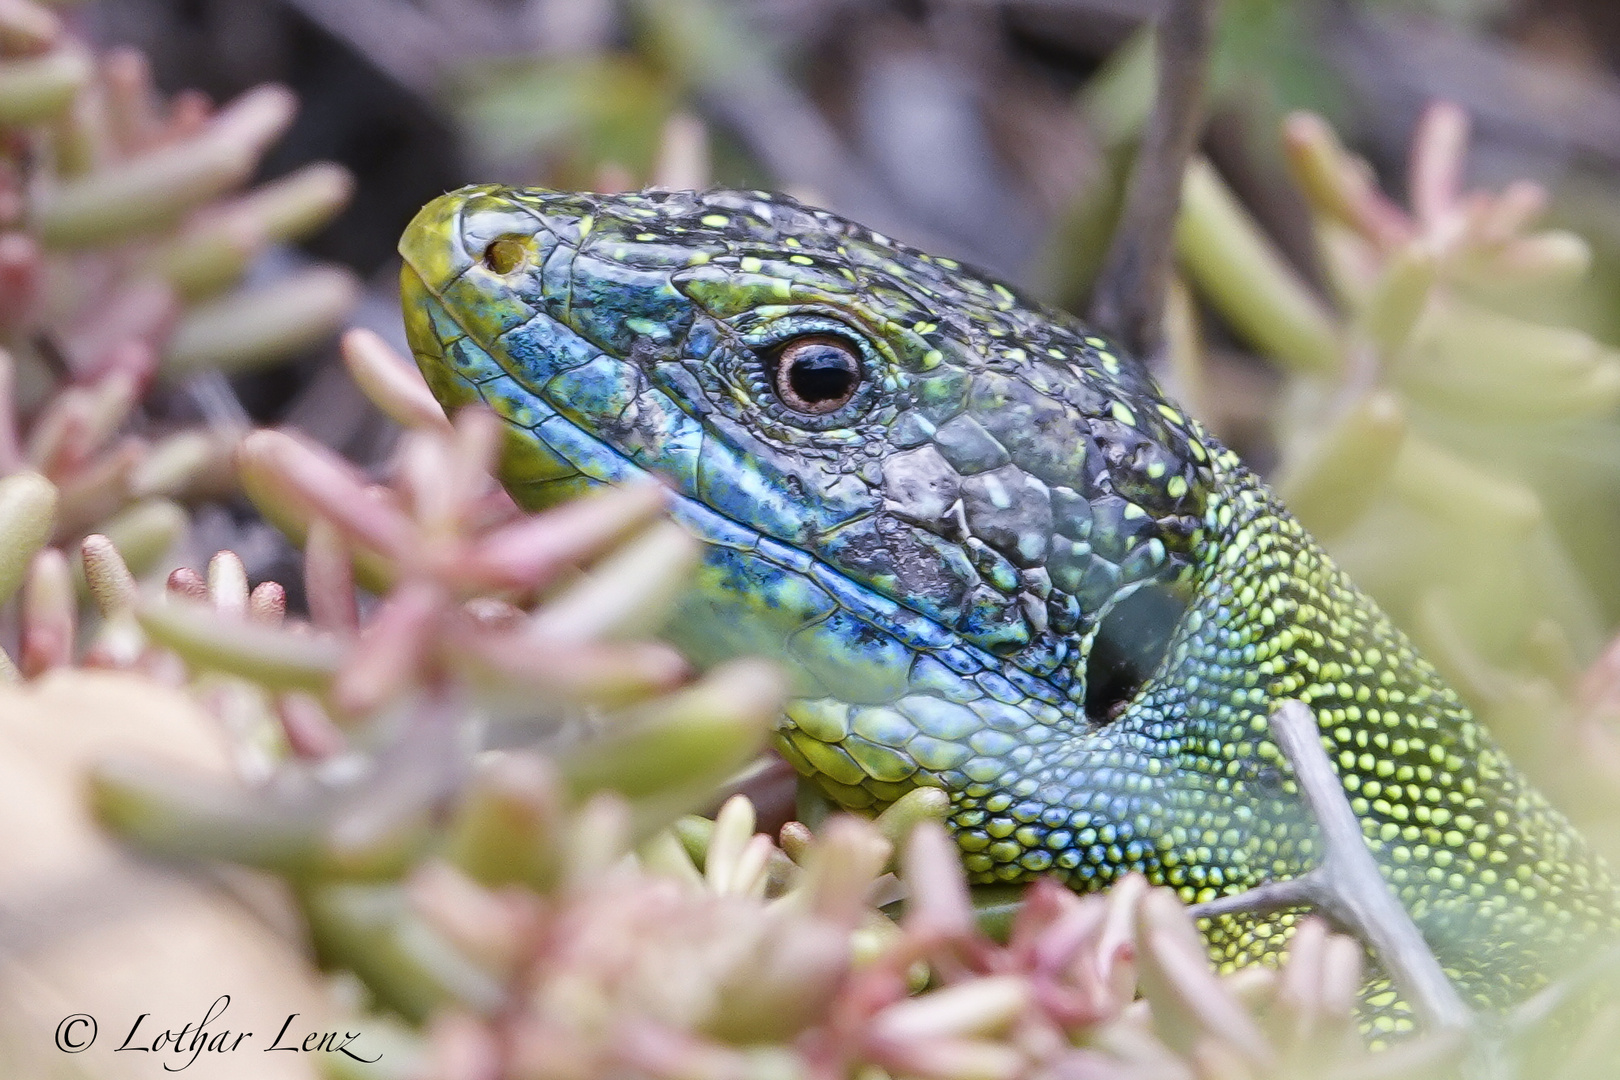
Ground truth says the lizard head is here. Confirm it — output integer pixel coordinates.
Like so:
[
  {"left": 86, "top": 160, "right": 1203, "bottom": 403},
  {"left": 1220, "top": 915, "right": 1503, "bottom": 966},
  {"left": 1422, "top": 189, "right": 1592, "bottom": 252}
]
[{"left": 400, "top": 184, "right": 1220, "bottom": 828}]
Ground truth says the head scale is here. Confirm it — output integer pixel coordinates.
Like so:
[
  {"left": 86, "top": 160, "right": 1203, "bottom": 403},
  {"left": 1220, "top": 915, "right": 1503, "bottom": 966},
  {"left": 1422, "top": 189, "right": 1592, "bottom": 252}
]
[{"left": 401, "top": 184, "right": 1216, "bottom": 790}]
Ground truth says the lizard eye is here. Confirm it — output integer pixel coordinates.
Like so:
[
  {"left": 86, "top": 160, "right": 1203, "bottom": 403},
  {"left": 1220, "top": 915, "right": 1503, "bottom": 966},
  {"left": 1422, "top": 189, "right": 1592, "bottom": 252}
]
[{"left": 770, "top": 335, "right": 862, "bottom": 415}]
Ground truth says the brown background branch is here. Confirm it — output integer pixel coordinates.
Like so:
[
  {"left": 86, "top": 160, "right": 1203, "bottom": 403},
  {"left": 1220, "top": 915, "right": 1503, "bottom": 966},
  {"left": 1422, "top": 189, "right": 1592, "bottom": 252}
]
[{"left": 1088, "top": 0, "right": 1215, "bottom": 360}]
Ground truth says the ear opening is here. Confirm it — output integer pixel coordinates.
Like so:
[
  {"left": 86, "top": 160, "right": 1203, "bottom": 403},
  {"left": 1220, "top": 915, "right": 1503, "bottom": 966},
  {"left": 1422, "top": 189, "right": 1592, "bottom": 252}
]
[{"left": 1083, "top": 583, "right": 1188, "bottom": 723}]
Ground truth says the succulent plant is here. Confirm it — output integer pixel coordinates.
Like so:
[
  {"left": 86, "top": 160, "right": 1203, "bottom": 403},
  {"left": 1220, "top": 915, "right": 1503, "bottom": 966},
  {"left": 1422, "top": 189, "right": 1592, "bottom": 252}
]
[{"left": 0, "top": 0, "right": 358, "bottom": 669}]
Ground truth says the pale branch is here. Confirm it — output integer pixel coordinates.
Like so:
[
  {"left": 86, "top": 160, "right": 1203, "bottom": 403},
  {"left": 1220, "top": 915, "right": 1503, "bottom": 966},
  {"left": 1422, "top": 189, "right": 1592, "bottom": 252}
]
[
  {"left": 1190, "top": 700, "right": 1476, "bottom": 1034},
  {"left": 1187, "top": 873, "right": 1315, "bottom": 921},
  {"left": 1088, "top": 0, "right": 1214, "bottom": 360}
]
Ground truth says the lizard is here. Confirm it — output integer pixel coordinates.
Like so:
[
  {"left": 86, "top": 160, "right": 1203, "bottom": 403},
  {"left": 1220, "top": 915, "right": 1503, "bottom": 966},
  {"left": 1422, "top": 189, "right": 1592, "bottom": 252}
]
[{"left": 397, "top": 183, "right": 1620, "bottom": 1034}]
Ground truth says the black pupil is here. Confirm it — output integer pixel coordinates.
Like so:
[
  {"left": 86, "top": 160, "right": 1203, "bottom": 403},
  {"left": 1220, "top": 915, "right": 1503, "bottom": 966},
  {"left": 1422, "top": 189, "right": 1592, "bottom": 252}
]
[{"left": 788, "top": 346, "right": 856, "bottom": 403}]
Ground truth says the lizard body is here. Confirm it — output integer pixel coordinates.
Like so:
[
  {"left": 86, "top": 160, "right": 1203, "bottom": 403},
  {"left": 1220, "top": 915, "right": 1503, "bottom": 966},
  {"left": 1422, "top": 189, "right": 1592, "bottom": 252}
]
[{"left": 398, "top": 185, "right": 1620, "bottom": 1030}]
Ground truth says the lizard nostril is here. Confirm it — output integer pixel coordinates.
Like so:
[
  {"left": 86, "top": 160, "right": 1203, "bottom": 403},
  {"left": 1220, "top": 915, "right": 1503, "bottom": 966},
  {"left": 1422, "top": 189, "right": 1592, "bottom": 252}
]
[
  {"left": 1084, "top": 584, "right": 1187, "bottom": 723},
  {"left": 482, "top": 237, "right": 527, "bottom": 275}
]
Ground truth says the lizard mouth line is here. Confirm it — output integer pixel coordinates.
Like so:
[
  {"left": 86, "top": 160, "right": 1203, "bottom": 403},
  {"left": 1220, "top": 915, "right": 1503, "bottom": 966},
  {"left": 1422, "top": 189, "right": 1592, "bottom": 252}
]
[{"left": 399, "top": 262, "right": 1071, "bottom": 713}]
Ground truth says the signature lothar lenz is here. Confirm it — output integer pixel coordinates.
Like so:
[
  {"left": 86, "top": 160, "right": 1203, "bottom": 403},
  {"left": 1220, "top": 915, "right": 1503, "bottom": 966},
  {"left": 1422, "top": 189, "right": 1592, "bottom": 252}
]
[{"left": 54, "top": 995, "right": 381, "bottom": 1071}]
